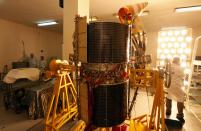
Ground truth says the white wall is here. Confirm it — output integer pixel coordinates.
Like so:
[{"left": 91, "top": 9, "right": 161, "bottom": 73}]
[
  {"left": 192, "top": 27, "right": 201, "bottom": 56},
  {"left": 0, "top": 18, "right": 62, "bottom": 70},
  {"left": 146, "top": 31, "right": 158, "bottom": 67}
]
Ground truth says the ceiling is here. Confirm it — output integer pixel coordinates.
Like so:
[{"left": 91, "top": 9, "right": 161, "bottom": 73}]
[
  {"left": 0, "top": 0, "right": 201, "bottom": 33},
  {"left": 0, "top": 0, "right": 63, "bottom": 32},
  {"left": 90, "top": 0, "right": 201, "bottom": 31}
]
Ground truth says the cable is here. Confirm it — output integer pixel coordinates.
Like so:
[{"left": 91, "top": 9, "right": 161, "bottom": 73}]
[{"left": 145, "top": 86, "right": 151, "bottom": 115}]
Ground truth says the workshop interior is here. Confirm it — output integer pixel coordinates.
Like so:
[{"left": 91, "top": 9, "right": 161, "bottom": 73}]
[{"left": 0, "top": 0, "right": 201, "bottom": 131}]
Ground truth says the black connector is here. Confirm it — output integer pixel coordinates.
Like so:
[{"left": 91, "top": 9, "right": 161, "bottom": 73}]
[{"left": 59, "top": 0, "right": 63, "bottom": 8}]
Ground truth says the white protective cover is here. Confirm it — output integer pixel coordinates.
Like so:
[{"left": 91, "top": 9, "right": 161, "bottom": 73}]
[{"left": 3, "top": 68, "right": 40, "bottom": 84}]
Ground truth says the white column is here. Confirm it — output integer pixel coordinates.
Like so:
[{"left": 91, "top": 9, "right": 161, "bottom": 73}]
[{"left": 63, "top": 0, "right": 89, "bottom": 60}]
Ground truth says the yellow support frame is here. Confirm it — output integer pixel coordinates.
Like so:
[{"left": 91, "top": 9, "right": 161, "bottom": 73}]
[
  {"left": 45, "top": 71, "right": 78, "bottom": 131},
  {"left": 129, "top": 69, "right": 165, "bottom": 131}
]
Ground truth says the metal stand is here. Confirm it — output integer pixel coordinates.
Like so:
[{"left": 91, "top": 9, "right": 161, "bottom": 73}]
[
  {"left": 149, "top": 70, "right": 165, "bottom": 131},
  {"left": 45, "top": 71, "right": 78, "bottom": 131},
  {"left": 129, "top": 69, "right": 165, "bottom": 131}
]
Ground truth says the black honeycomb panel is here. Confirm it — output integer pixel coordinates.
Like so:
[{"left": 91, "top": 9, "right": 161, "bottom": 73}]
[
  {"left": 92, "top": 81, "right": 128, "bottom": 127},
  {"left": 87, "top": 22, "right": 129, "bottom": 63}
]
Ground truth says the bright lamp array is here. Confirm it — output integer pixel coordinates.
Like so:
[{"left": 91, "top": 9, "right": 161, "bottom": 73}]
[{"left": 157, "top": 28, "right": 192, "bottom": 67}]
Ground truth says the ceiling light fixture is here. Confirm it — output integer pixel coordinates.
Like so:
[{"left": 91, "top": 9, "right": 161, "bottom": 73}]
[
  {"left": 37, "top": 21, "right": 58, "bottom": 26},
  {"left": 175, "top": 5, "right": 201, "bottom": 12}
]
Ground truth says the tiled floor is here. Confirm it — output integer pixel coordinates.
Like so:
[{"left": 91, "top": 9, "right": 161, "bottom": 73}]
[
  {"left": 0, "top": 92, "right": 42, "bottom": 131},
  {"left": 130, "top": 88, "right": 201, "bottom": 131},
  {"left": 0, "top": 87, "right": 201, "bottom": 131}
]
